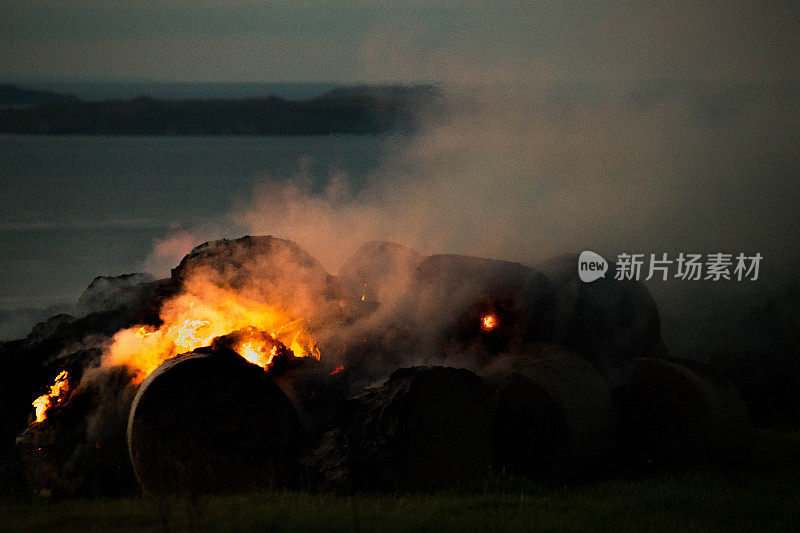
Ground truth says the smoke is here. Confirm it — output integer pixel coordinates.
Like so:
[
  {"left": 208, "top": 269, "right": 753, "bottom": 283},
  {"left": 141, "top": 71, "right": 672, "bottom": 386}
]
[
  {"left": 123, "top": 74, "right": 800, "bottom": 389},
  {"left": 228, "top": 81, "right": 798, "bottom": 275},
  {"left": 128, "top": 2, "right": 798, "bottom": 418}
]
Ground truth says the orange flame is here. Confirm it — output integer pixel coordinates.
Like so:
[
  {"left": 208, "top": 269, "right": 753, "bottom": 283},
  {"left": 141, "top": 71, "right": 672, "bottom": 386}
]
[
  {"left": 329, "top": 365, "right": 344, "bottom": 375},
  {"left": 104, "top": 279, "right": 321, "bottom": 382},
  {"left": 239, "top": 342, "right": 278, "bottom": 368},
  {"left": 481, "top": 314, "right": 498, "bottom": 331},
  {"left": 32, "top": 370, "right": 70, "bottom": 423}
]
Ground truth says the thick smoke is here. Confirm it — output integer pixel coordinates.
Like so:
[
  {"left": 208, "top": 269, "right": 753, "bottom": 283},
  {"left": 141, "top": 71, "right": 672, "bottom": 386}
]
[
  {"left": 132, "top": 78, "right": 799, "bottom": 381},
  {"left": 125, "top": 3, "right": 800, "bottom": 423},
  {"left": 232, "top": 82, "right": 798, "bottom": 274}
]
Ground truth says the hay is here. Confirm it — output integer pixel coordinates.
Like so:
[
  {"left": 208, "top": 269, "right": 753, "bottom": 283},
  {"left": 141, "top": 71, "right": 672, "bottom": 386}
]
[
  {"left": 407, "top": 254, "right": 556, "bottom": 361},
  {"left": 311, "top": 366, "right": 493, "bottom": 491},
  {"left": 127, "top": 347, "right": 300, "bottom": 495},
  {"left": 612, "top": 357, "right": 752, "bottom": 469},
  {"left": 491, "top": 346, "right": 617, "bottom": 479},
  {"left": 16, "top": 367, "right": 138, "bottom": 496},
  {"left": 171, "top": 235, "right": 324, "bottom": 285},
  {"left": 536, "top": 254, "right": 664, "bottom": 369},
  {"left": 170, "top": 235, "right": 344, "bottom": 324}
]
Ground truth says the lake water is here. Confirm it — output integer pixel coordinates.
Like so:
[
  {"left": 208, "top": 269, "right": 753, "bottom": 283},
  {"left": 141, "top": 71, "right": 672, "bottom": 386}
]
[{"left": 0, "top": 134, "right": 394, "bottom": 316}]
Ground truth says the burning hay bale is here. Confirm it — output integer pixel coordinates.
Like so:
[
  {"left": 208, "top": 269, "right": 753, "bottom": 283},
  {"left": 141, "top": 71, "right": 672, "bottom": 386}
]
[
  {"left": 1, "top": 271, "right": 170, "bottom": 494},
  {"left": 612, "top": 357, "right": 752, "bottom": 469},
  {"left": 212, "top": 326, "right": 342, "bottom": 435},
  {"left": 491, "top": 346, "right": 617, "bottom": 480},
  {"left": 169, "top": 235, "right": 345, "bottom": 324},
  {"left": 405, "top": 254, "right": 555, "bottom": 362},
  {"left": 127, "top": 347, "right": 301, "bottom": 495},
  {"left": 308, "top": 366, "right": 493, "bottom": 491},
  {"left": 536, "top": 254, "right": 664, "bottom": 369},
  {"left": 16, "top": 367, "right": 139, "bottom": 496}
]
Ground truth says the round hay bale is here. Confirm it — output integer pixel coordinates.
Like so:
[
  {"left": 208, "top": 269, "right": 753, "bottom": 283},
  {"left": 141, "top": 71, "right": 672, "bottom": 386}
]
[
  {"left": 127, "top": 347, "right": 300, "bottom": 495},
  {"left": 612, "top": 357, "right": 752, "bottom": 469},
  {"left": 491, "top": 346, "right": 617, "bottom": 479},
  {"left": 671, "top": 358, "right": 753, "bottom": 464},
  {"left": 408, "top": 254, "right": 555, "bottom": 358},
  {"left": 170, "top": 235, "right": 344, "bottom": 323},
  {"left": 536, "top": 254, "right": 664, "bottom": 369},
  {"left": 171, "top": 235, "right": 324, "bottom": 286},
  {"left": 345, "top": 366, "right": 493, "bottom": 491}
]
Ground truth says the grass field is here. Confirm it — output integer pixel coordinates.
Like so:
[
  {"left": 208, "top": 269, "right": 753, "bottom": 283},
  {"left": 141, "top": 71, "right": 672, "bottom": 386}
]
[{"left": 2, "top": 430, "right": 800, "bottom": 532}]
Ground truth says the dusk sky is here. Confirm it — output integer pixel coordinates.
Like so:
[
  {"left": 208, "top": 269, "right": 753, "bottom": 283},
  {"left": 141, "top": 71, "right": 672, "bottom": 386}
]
[{"left": 2, "top": 1, "right": 798, "bottom": 83}]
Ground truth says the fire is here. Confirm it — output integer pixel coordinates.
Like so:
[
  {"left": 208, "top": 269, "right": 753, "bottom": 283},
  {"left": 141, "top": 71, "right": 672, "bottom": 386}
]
[
  {"left": 481, "top": 314, "right": 498, "bottom": 331},
  {"left": 168, "top": 319, "right": 212, "bottom": 350},
  {"left": 104, "top": 279, "right": 321, "bottom": 382},
  {"left": 32, "top": 370, "right": 70, "bottom": 423},
  {"left": 240, "top": 342, "right": 278, "bottom": 368},
  {"left": 329, "top": 365, "right": 344, "bottom": 375}
]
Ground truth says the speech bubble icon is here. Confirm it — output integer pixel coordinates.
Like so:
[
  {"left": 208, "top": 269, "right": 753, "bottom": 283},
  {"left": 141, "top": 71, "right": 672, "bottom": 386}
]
[{"left": 578, "top": 251, "right": 608, "bottom": 282}]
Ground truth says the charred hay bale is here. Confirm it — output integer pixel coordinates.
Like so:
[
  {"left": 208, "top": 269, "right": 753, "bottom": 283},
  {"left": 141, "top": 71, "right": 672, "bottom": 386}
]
[
  {"left": 612, "top": 357, "right": 752, "bottom": 469},
  {"left": 331, "top": 254, "right": 556, "bottom": 381},
  {"left": 332, "top": 366, "right": 492, "bottom": 491},
  {"left": 16, "top": 396, "right": 90, "bottom": 496},
  {"left": 491, "top": 347, "right": 616, "bottom": 479},
  {"left": 536, "top": 254, "right": 664, "bottom": 369},
  {"left": 16, "top": 367, "right": 139, "bottom": 496},
  {"left": 127, "top": 347, "right": 300, "bottom": 495},
  {"left": 77, "top": 273, "right": 155, "bottom": 314},
  {"left": 270, "top": 357, "right": 350, "bottom": 436},
  {"left": 408, "top": 254, "right": 555, "bottom": 358}
]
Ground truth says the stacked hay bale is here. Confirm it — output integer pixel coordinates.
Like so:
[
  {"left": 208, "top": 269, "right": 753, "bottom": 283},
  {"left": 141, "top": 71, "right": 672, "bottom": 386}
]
[
  {"left": 16, "top": 367, "right": 139, "bottom": 496},
  {"left": 612, "top": 357, "right": 752, "bottom": 469},
  {"left": 171, "top": 235, "right": 347, "bottom": 327},
  {"left": 406, "top": 254, "right": 556, "bottom": 364},
  {"left": 127, "top": 347, "right": 300, "bottom": 495},
  {"left": 536, "top": 254, "right": 664, "bottom": 371},
  {"left": 308, "top": 366, "right": 493, "bottom": 491},
  {"left": 491, "top": 346, "right": 617, "bottom": 480}
]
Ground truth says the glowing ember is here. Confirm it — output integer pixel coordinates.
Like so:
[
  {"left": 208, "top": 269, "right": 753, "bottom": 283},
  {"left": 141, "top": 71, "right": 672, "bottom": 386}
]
[
  {"left": 32, "top": 370, "right": 70, "bottom": 423},
  {"left": 329, "top": 365, "right": 344, "bottom": 375},
  {"left": 481, "top": 314, "right": 498, "bottom": 331},
  {"left": 103, "top": 278, "right": 321, "bottom": 382}
]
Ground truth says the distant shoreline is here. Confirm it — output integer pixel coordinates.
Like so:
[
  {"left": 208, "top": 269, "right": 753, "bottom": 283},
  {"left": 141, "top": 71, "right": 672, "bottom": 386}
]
[{"left": 0, "top": 84, "right": 442, "bottom": 136}]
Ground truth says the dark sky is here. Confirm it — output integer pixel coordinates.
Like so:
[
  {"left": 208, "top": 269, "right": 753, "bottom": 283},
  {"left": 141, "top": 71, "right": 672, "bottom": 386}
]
[{"left": 1, "top": 1, "right": 798, "bottom": 83}]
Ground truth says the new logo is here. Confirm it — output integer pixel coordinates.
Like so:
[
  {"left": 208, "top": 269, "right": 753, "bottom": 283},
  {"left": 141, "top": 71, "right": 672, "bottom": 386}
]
[{"left": 578, "top": 251, "right": 608, "bottom": 282}]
